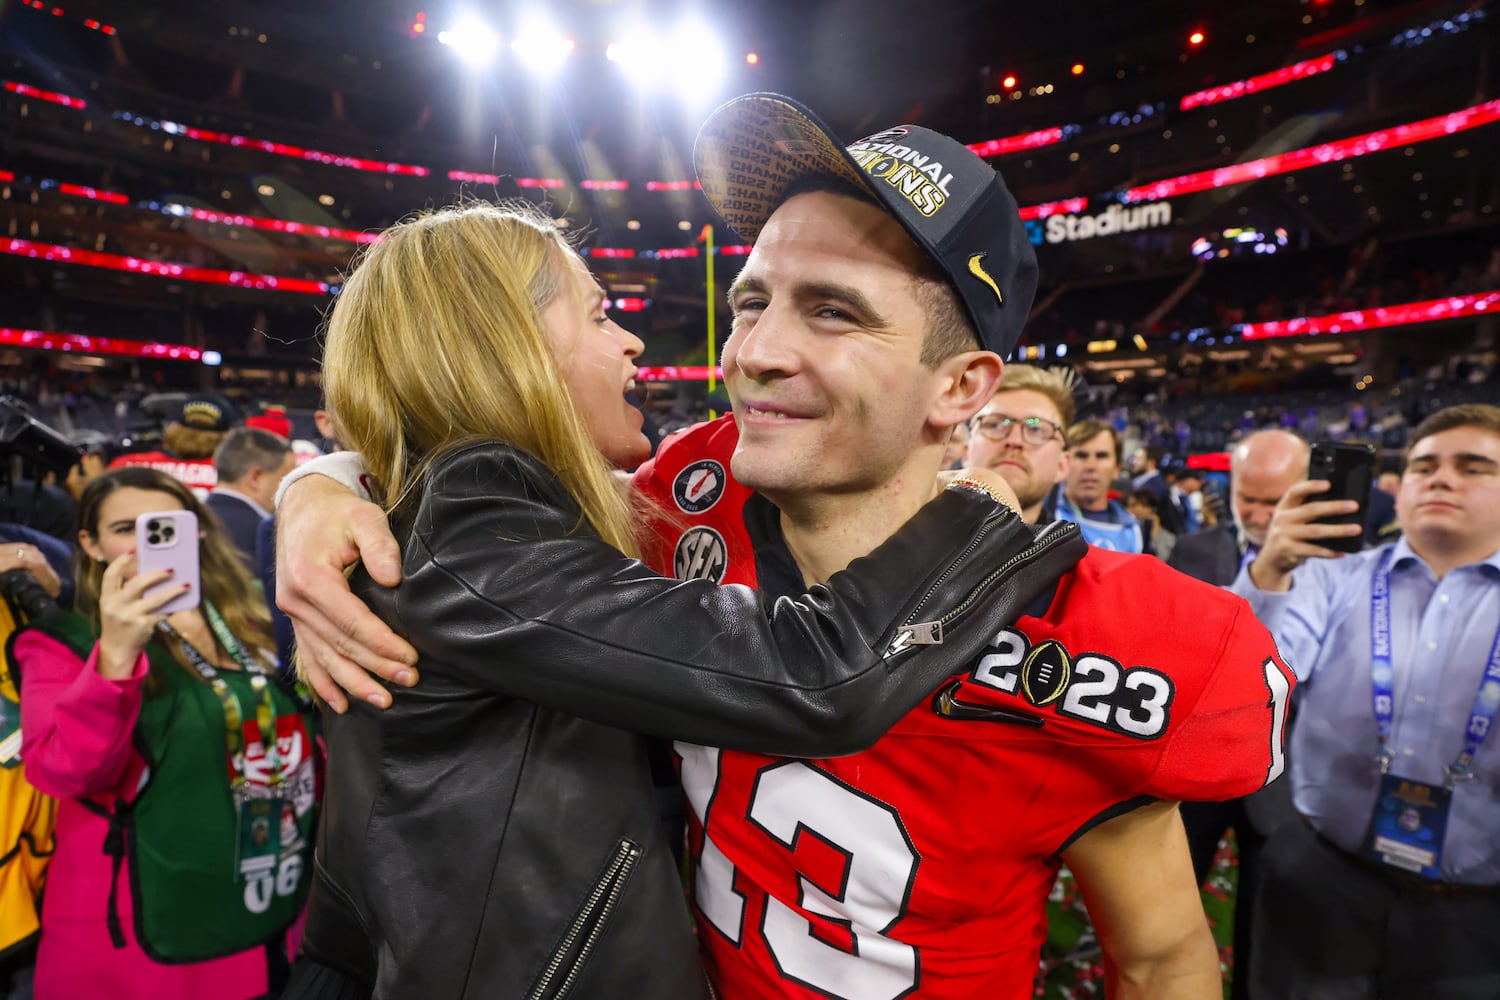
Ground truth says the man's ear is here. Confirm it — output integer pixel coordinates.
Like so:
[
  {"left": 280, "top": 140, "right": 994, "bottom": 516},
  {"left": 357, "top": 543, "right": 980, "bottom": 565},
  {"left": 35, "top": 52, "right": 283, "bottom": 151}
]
[
  {"left": 1054, "top": 448, "right": 1072, "bottom": 486},
  {"left": 929, "top": 351, "right": 1004, "bottom": 429}
]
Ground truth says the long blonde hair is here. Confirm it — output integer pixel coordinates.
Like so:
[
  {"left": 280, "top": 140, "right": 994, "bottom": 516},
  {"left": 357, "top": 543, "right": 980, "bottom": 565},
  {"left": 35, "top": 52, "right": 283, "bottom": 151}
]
[
  {"left": 73, "top": 467, "right": 277, "bottom": 692},
  {"left": 322, "top": 201, "right": 639, "bottom": 555}
]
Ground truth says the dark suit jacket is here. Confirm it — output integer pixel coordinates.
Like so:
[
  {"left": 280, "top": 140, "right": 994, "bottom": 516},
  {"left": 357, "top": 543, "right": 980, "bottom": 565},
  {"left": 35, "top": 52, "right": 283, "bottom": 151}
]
[
  {"left": 204, "top": 490, "right": 265, "bottom": 573},
  {"left": 1166, "top": 524, "right": 1243, "bottom": 587},
  {"left": 0, "top": 480, "right": 77, "bottom": 541}
]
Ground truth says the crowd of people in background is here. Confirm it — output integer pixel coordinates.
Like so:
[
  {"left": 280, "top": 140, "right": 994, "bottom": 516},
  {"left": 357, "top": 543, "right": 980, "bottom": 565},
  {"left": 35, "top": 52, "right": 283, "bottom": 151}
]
[
  {"left": 945, "top": 361, "right": 1500, "bottom": 998},
  {"left": 0, "top": 75, "right": 1495, "bottom": 995},
  {"left": 1, "top": 370, "right": 1494, "bottom": 998},
  {"left": 0, "top": 393, "right": 329, "bottom": 1000}
]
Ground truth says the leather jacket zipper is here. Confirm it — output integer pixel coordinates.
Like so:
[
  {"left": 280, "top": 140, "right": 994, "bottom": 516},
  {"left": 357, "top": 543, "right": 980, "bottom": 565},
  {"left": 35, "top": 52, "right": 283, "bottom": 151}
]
[
  {"left": 889, "top": 519, "right": 1077, "bottom": 655},
  {"left": 528, "top": 839, "right": 641, "bottom": 1000}
]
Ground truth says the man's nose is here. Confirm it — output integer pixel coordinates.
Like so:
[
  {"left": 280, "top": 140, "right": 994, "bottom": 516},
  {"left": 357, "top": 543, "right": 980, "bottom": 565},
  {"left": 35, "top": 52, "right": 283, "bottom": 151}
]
[
  {"left": 729, "top": 310, "right": 798, "bottom": 381},
  {"left": 1425, "top": 463, "right": 1459, "bottom": 489}
]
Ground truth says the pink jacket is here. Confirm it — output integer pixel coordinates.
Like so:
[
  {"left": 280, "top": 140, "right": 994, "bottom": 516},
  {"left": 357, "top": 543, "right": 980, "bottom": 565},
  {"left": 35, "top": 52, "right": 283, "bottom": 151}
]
[{"left": 18, "top": 631, "right": 295, "bottom": 1000}]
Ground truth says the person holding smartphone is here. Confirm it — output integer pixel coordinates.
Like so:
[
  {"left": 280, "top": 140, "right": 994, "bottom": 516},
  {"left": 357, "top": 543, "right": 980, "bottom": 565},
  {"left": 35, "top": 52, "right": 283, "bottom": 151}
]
[
  {"left": 1230, "top": 404, "right": 1500, "bottom": 998},
  {"left": 1242, "top": 441, "right": 1374, "bottom": 591},
  {"left": 10, "top": 466, "right": 316, "bottom": 1000}
]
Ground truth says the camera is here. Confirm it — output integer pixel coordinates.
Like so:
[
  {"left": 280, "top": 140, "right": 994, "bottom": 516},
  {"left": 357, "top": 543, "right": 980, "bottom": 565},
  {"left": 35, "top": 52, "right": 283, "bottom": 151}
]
[
  {"left": 0, "top": 568, "right": 60, "bottom": 621},
  {"left": 144, "top": 517, "right": 176, "bottom": 547},
  {"left": 0, "top": 397, "right": 84, "bottom": 475}
]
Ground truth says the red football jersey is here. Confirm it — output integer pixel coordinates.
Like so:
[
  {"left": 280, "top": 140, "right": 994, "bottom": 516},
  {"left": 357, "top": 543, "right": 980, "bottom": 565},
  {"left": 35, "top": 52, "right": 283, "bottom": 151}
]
[{"left": 634, "top": 416, "right": 1294, "bottom": 999}]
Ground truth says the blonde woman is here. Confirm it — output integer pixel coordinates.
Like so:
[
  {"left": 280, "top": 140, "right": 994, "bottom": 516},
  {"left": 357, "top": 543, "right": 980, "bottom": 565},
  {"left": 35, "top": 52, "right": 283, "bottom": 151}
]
[
  {"left": 14, "top": 467, "right": 316, "bottom": 999},
  {"left": 284, "top": 202, "right": 1075, "bottom": 999}
]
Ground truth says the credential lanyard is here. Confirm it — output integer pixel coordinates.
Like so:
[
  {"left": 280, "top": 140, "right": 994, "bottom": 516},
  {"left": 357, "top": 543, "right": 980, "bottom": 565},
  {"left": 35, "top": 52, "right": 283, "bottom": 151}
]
[
  {"left": 158, "top": 601, "right": 282, "bottom": 797},
  {"left": 1369, "top": 546, "right": 1500, "bottom": 785}
]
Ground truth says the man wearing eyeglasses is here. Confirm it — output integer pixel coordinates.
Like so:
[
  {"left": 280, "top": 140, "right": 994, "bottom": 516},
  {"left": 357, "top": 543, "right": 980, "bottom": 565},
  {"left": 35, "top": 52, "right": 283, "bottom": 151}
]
[
  {"left": 963, "top": 364, "right": 1075, "bottom": 525},
  {"left": 964, "top": 369, "right": 1144, "bottom": 556}
]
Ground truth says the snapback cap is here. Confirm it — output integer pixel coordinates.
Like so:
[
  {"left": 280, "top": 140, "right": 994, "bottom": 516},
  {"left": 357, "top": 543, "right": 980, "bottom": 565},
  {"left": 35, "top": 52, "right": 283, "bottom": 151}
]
[
  {"left": 179, "top": 398, "right": 232, "bottom": 432},
  {"left": 694, "top": 93, "right": 1039, "bottom": 358}
]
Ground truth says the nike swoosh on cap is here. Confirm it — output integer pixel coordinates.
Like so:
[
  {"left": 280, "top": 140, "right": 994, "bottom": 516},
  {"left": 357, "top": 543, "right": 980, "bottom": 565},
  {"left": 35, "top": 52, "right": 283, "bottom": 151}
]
[{"left": 967, "top": 253, "right": 1004, "bottom": 305}]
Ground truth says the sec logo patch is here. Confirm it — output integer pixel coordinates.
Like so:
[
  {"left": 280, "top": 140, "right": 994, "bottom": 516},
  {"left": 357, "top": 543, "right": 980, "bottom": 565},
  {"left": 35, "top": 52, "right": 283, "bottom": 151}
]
[
  {"left": 674, "top": 526, "right": 728, "bottom": 583},
  {"left": 673, "top": 460, "right": 726, "bottom": 514},
  {"left": 1021, "top": 639, "right": 1072, "bottom": 707}
]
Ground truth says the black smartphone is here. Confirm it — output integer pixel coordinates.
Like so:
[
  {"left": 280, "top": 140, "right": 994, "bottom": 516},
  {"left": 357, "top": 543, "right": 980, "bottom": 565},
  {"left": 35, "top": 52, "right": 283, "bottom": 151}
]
[{"left": 1307, "top": 442, "right": 1375, "bottom": 554}]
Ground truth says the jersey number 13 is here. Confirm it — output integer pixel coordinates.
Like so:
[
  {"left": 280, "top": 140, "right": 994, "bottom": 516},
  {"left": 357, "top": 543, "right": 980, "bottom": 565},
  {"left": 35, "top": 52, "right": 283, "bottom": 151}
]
[{"left": 678, "top": 745, "right": 921, "bottom": 1000}]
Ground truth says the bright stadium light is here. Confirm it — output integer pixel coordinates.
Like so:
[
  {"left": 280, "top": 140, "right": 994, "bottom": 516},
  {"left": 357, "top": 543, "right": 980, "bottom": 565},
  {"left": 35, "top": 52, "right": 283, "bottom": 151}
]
[
  {"left": 608, "top": 22, "right": 726, "bottom": 95},
  {"left": 673, "top": 22, "right": 727, "bottom": 92},
  {"left": 511, "top": 19, "right": 575, "bottom": 74},
  {"left": 606, "top": 33, "right": 663, "bottom": 84},
  {"left": 439, "top": 13, "right": 501, "bottom": 67}
]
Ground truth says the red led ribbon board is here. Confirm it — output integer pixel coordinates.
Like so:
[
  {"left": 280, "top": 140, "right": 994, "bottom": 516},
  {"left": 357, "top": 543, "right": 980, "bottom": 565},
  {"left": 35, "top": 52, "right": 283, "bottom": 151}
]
[
  {"left": 1239, "top": 291, "right": 1499, "bottom": 340},
  {"left": 1124, "top": 99, "right": 1500, "bottom": 203},
  {"left": 0, "top": 327, "right": 202, "bottom": 360},
  {"left": 1018, "top": 198, "right": 1088, "bottom": 221},
  {"left": 175, "top": 125, "right": 429, "bottom": 177},
  {"left": 1, "top": 238, "right": 332, "bottom": 294},
  {"left": 967, "top": 127, "right": 1066, "bottom": 159},
  {"left": 178, "top": 207, "right": 380, "bottom": 244},
  {"left": 3, "top": 80, "right": 86, "bottom": 109},
  {"left": 58, "top": 183, "right": 129, "bottom": 204},
  {"left": 1179, "top": 52, "right": 1340, "bottom": 112},
  {"left": 637, "top": 366, "right": 723, "bottom": 381}
]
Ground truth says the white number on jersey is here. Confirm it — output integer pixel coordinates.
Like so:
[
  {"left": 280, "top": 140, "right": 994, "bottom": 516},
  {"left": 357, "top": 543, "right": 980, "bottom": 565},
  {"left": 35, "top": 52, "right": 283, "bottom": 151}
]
[
  {"left": 677, "top": 744, "right": 921, "bottom": 1000},
  {"left": 1263, "top": 657, "right": 1292, "bottom": 785}
]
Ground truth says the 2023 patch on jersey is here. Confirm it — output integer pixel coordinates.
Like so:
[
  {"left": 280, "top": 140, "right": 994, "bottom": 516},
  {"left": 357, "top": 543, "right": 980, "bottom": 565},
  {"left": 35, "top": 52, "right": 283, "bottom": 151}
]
[{"left": 634, "top": 417, "right": 1292, "bottom": 999}]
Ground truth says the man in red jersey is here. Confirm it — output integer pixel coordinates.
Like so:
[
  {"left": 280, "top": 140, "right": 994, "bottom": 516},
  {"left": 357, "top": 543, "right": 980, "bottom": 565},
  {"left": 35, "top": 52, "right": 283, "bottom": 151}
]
[{"left": 276, "top": 95, "right": 1293, "bottom": 998}]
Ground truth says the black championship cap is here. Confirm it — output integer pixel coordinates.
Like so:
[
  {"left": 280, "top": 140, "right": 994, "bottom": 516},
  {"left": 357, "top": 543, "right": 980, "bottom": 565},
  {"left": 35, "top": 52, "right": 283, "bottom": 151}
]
[
  {"left": 179, "top": 398, "right": 232, "bottom": 432},
  {"left": 694, "top": 93, "right": 1039, "bottom": 358}
]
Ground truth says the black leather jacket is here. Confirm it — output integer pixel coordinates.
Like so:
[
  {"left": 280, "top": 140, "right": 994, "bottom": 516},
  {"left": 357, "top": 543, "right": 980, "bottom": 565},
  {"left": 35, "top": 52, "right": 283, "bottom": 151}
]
[{"left": 304, "top": 442, "right": 1084, "bottom": 999}]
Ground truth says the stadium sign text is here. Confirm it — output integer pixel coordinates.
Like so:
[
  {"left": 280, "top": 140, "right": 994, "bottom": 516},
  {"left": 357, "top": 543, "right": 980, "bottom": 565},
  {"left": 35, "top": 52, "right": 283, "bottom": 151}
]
[{"left": 1044, "top": 201, "right": 1173, "bottom": 244}]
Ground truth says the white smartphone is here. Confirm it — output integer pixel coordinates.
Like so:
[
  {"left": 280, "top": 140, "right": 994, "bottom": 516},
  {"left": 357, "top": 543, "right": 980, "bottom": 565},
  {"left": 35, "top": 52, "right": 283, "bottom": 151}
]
[{"left": 134, "top": 510, "right": 201, "bottom": 615}]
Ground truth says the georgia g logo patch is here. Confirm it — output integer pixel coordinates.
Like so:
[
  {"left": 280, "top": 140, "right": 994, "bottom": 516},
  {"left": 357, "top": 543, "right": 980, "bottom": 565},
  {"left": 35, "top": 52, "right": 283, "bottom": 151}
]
[
  {"left": 674, "top": 526, "right": 728, "bottom": 583},
  {"left": 672, "top": 460, "right": 726, "bottom": 514}
]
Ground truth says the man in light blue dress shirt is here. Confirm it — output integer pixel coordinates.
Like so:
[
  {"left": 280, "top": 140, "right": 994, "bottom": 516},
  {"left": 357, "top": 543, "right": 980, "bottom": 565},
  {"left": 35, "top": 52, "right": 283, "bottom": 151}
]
[{"left": 1231, "top": 403, "right": 1500, "bottom": 999}]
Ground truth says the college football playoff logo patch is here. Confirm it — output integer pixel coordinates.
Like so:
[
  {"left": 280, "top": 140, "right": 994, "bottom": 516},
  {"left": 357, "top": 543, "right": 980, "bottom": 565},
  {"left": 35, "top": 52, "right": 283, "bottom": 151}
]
[
  {"left": 674, "top": 526, "right": 728, "bottom": 583},
  {"left": 1021, "top": 639, "right": 1072, "bottom": 707},
  {"left": 672, "top": 459, "right": 726, "bottom": 513}
]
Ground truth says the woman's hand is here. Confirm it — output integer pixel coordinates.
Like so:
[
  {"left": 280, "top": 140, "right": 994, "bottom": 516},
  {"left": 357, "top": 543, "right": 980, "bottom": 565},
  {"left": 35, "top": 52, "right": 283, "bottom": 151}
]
[
  {"left": 1, "top": 544, "right": 62, "bottom": 598},
  {"left": 95, "top": 553, "right": 183, "bottom": 680}
]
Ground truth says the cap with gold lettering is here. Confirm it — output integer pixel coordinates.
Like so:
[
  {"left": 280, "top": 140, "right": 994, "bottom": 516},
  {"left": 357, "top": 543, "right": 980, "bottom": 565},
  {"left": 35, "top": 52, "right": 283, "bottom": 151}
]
[
  {"left": 178, "top": 398, "right": 232, "bottom": 432},
  {"left": 694, "top": 93, "right": 1039, "bottom": 359}
]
